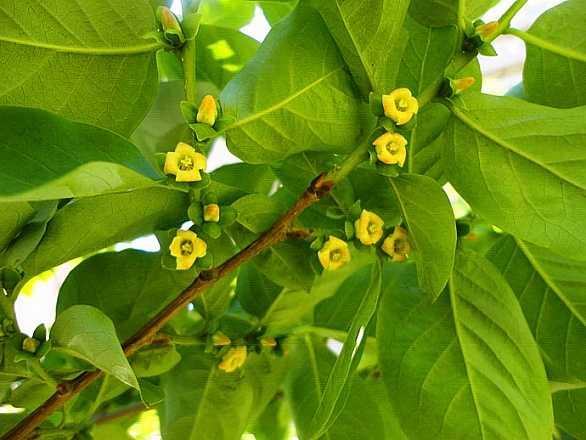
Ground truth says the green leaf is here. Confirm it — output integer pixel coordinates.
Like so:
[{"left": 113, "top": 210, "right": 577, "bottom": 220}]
[
  {"left": 220, "top": 5, "right": 369, "bottom": 163},
  {"left": 51, "top": 305, "right": 139, "bottom": 390},
  {"left": 522, "top": 0, "right": 586, "bottom": 108},
  {"left": 160, "top": 348, "right": 288, "bottom": 440},
  {"left": 488, "top": 235, "right": 586, "bottom": 384},
  {"left": 194, "top": 271, "right": 237, "bottom": 322},
  {"left": 308, "top": 260, "right": 382, "bottom": 439},
  {"left": 309, "top": 0, "right": 410, "bottom": 97},
  {"left": 445, "top": 93, "right": 586, "bottom": 259},
  {"left": 254, "top": 240, "right": 316, "bottom": 291},
  {"left": 209, "top": 163, "right": 276, "bottom": 205},
  {"left": 198, "top": 0, "right": 256, "bottom": 29},
  {"left": 197, "top": 25, "right": 260, "bottom": 89},
  {"left": 249, "top": 393, "right": 292, "bottom": 440},
  {"left": 287, "top": 335, "right": 403, "bottom": 439},
  {"left": 0, "top": 203, "right": 36, "bottom": 250},
  {"left": 409, "top": 0, "right": 498, "bottom": 27},
  {"left": 258, "top": 0, "right": 298, "bottom": 25},
  {"left": 554, "top": 388, "right": 586, "bottom": 439},
  {"left": 57, "top": 250, "right": 194, "bottom": 340},
  {"left": 388, "top": 174, "right": 456, "bottom": 299},
  {"left": 377, "top": 252, "right": 553, "bottom": 439},
  {"left": 0, "top": 0, "right": 160, "bottom": 135},
  {"left": 130, "top": 344, "right": 182, "bottom": 378},
  {"left": 21, "top": 188, "right": 188, "bottom": 278},
  {"left": 232, "top": 194, "right": 284, "bottom": 234},
  {"left": 0, "top": 107, "right": 162, "bottom": 202},
  {"left": 397, "top": 18, "right": 459, "bottom": 96}
]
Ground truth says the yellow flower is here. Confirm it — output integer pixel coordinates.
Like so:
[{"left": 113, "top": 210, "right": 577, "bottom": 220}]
[
  {"left": 260, "top": 336, "right": 277, "bottom": 348},
  {"left": 452, "top": 77, "right": 476, "bottom": 94},
  {"left": 219, "top": 346, "right": 247, "bottom": 373},
  {"left": 382, "top": 88, "right": 419, "bottom": 125},
  {"left": 169, "top": 230, "right": 207, "bottom": 270},
  {"left": 318, "top": 236, "right": 351, "bottom": 271},
  {"left": 212, "top": 331, "right": 231, "bottom": 347},
  {"left": 355, "top": 210, "right": 384, "bottom": 246},
  {"left": 164, "top": 143, "right": 207, "bottom": 182},
  {"left": 203, "top": 204, "right": 220, "bottom": 223},
  {"left": 381, "top": 226, "right": 411, "bottom": 262},
  {"left": 22, "top": 337, "right": 40, "bottom": 354},
  {"left": 476, "top": 21, "right": 499, "bottom": 39},
  {"left": 197, "top": 95, "right": 218, "bottom": 126},
  {"left": 372, "top": 132, "right": 407, "bottom": 167}
]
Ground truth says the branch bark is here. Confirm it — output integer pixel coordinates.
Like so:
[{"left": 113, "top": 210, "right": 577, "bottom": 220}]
[{"left": 1, "top": 174, "right": 335, "bottom": 440}]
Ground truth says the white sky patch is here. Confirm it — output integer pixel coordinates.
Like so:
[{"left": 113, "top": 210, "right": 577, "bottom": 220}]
[
  {"left": 327, "top": 338, "right": 343, "bottom": 356},
  {"left": 240, "top": 6, "right": 271, "bottom": 42}
]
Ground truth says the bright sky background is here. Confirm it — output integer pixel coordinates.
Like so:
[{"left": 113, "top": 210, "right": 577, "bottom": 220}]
[{"left": 10, "top": 2, "right": 568, "bottom": 439}]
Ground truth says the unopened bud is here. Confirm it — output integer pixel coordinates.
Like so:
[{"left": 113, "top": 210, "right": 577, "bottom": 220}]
[
  {"left": 197, "top": 95, "right": 218, "bottom": 126},
  {"left": 212, "top": 331, "right": 231, "bottom": 347},
  {"left": 476, "top": 21, "right": 499, "bottom": 40},
  {"left": 157, "top": 7, "right": 185, "bottom": 45},
  {"left": 453, "top": 77, "right": 476, "bottom": 94},
  {"left": 22, "top": 337, "right": 40, "bottom": 354},
  {"left": 260, "top": 337, "right": 277, "bottom": 348},
  {"left": 203, "top": 204, "right": 220, "bottom": 223}
]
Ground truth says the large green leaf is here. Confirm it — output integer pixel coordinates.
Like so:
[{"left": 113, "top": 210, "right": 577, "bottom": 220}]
[
  {"left": 287, "top": 335, "right": 404, "bottom": 440},
  {"left": 554, "top": 389, "right": 586, "bottom": 439},
  {"left": 21, "top": 188, "right": 188, "bottom": 278},
  {"left": 209, "top": 163, "right": 275, "bottom": 205},
  {"left": 445, "top": 93, "right": 586, "bottom": 259},
  {"left": 488, "top": 236, "right": 586, "bottom": 384},
  {"left": 160, "top": 348, "right": 287, "bottom": 440},
  {"left": 378, "top": 252, "right": 553, "bottom": 439},
  {"left": 409, "top": 0, "right": 498, "bottom": 27},
  {"left": 57, "top": 250, "right": 194, "bottom": 340},
  {"left": 0, "top": 107, "right": 162, "bottom": 202},
  {"left": 308, "top": 0, "right": 410, "bottom": 97},
  {"left": 0, "top": 0, "right": 160, "bottom": 135},
  {"left": 522, "top": 0, "right": 586, "bottom": 108},
  {"left": 51, "top": 305, "right": 139, "bottom": 390},
  {"left": 389, "top": 174, "right": 456, "bottom": 299},
  {"left": 220, "top": 5, "right": 368, "bottom": 163},
  {"left": 308, "top": 261, "right": 382, "bottom": 439}
]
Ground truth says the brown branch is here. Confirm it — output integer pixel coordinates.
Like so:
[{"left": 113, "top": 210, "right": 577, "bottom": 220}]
[
  {"left": 2, "top": 174, "right": 334, "bottom": 440},
  {"left": 93, "top": 402, "right": 149, "bottom": 426}
]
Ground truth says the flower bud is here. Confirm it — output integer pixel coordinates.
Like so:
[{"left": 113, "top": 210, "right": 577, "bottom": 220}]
[
  {"left": 22, "top": 337, "right": 40, "bottom": 354},
  {"left": 157, "top": 6, "right": 185, "bottom": 45},
  {"left": 212, "top": 331, "right": 231, "bottom": 347},
  {"left": 476, "top": 21, "right": 499, "bottom": 40},
  {"left": 197, "top": 95, "right": 219, "bottom": 126},
  {"left": 260, "top": 337, "right": 277, "bottom": 348},
  {"left": 203, "top": 204, "right": 220, "bottom": 223},
  {"left": 218, "top": 346, "right": 247, "bottom": 373}
]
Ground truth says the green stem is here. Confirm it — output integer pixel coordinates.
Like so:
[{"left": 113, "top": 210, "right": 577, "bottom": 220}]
[
  {"left": 327, "top": 137, "right": 371, "bottom": 184},
  {"left": 0, "top": 292, "right": 17, "bottom": 329},
  {"left": 166, "top": 334, "right": 206, "bottom": 346},
  {"left": 181, "top": 11, "right": 200, "bottom": 105},
  {"left": 491, "top": 0, "right": 529, "bottom": 41},
  {"left": 506, "top": 28, "right": 586, "bottom": 62}
]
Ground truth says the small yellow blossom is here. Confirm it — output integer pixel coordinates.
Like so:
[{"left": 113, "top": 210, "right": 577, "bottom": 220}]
[
  {"left": 382, "top": 88, "right": 419, "bottom": 125},
  {"left": 355, "top": 210, "right": 384, "bottom": 246},
  {"left": 212, "top": 331, "right": 231, "bottom": 347},
  {"left": 197, "top": 95, "right": 218, "bottom": 126},
  {"left": 452, "top": 77, "right": 476, "bottom": 94},
  {"left": 318, "top": 236, "right": 351, "bottom": 271},
  {"left": 164, "top": 142, "right": 207, "bottom": 182},
  {"left": 476, "top": 21, "right": 499, "bottom": 39},
  {"left": 22, "top": 337, "right": 40, "bottom": 354},
  {"left": 382, "top": 226, "right": 411, "bottom": 262},
  {"left": 372, "top": 132, "right": 407, "bottom": 167},
  {"left": 260, "top": 336, "right": 277, "bottom": 348},
  {"left": 203, "top": 204, "right": 220, "bottom": 223},
  {"left": 219, "top": 346, "right": 247, "bottom": 373},
  {"left": 169, "top": 230, "right": 207, "bottom": 270}
]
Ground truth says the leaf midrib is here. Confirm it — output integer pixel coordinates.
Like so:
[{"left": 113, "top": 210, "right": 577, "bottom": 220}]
[
  {"left": 451, "top": 103, "right": 586, "bottom": 192},
  {"left": 222, "top": 68, "right": 342, "bottom": 132},
  {"left": 515, "top": 238, "right": 586, "bottom": 328},
  {"left": 0, "top": 35, "right": 162, "bottom": 55}
]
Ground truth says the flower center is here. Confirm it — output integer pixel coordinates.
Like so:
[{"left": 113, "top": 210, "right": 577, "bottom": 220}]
[
  {"left": 396, "top": 98, "right": 409, "bottom": 111},
  {"left": 330, "top": 249, "right": 342, "bottom": 261},
  {"left": 394, "top": 239, "right": 408, "bottom": 254},
  {"left": 180, "top": 240, "right": 194, "bottom": 256},
  {"left": 386, "top": 142, "right": 399, "bottom": 155},
  {"left": 367, "top": 222, "right": 379, "bottom": 234},
  {"left": 179, "top": 155, "right": 194, "bottom": 171}
]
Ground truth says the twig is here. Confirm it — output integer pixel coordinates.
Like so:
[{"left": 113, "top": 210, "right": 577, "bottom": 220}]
[{"left": 93, "top": 402, "right": 149, "bottom": 426}]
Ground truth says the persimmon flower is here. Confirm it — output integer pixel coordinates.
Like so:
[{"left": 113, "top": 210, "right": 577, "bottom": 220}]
[
  {"left": 318, "top": 236, "right": 351, "bottom": 271},
  {"left": 355, "top": 210, "right": 384, "bottom": 246},
  {"left": 373, "top": 132, "right": 407, "bottom": 167},
  {"left": 212, "top": 331, "right": 231, "bottom": 347},
  {"left": 169, "top": 230, "right": 207, "bottom": 270},
  {"left": 22, "top": 337, "right": 40, "bottom": 354},
  {"left": 260, "top": 337, "right": 277, "bottom": 348},
  {"left": 204, "top": 204, "right": 220, "bottom": 223},
  {"left": 219, "top": 346, "right": 247, "bottom": 373},
  {"left": 382, "top": 226, "right": 411, "bottom": 262},
  {"left": 164, "top": 143, "right": 207, "bottom": 182},
  {"left": 382, "top": 88, "right": 419, "bottom": 125},
  {"left": 197, "top": 95, "right": 218, "bottom": 126}
]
